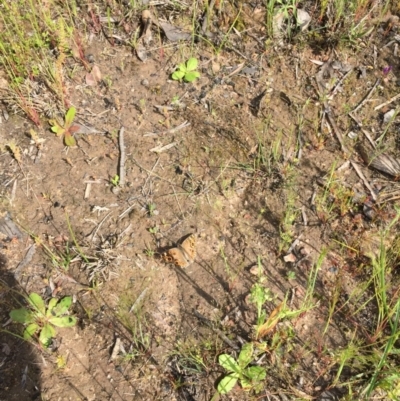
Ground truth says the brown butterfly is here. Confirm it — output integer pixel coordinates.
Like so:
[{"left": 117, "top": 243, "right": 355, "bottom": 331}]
[{"left": 162, "top": 234, "right": 196, "bottom": 268}]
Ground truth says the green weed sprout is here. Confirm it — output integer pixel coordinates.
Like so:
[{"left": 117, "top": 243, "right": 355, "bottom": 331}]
[
  {"left": 217, "top": 342, "right": 266, "bottom": 394},
  {"left": 49, "top": 106, "right": 79, "bottom": 146},
  {"left": 172, "top": 58, "right": 200, "bottom": 83},
  {"left": 111, "top": 175, "right": 120, "bottom": 186},
  {"left": 10, "top": 293, "right": 77, "bottom": 348}
]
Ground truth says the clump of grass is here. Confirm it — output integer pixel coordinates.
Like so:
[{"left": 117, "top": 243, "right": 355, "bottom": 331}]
[{"left": 0, "top": 0, "right": 79, "bottom": 122}]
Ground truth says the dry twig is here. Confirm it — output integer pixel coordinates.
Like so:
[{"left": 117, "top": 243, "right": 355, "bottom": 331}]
[
  {"left": 375, "top": 92, "right": 400, "bottom": 111},
  {"left": 351, "top": 78, "right": 380, "bottom": 114},
  {"left": 118, "top": 126, "right": 126, "bottom": 187}
]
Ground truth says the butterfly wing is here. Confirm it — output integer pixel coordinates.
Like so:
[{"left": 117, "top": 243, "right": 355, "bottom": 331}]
[
  {"left": 179, "top": 234, "right": 196, "bottom": 263},
  {"left": 163, "top": 247, "right": 190, "bottom": 268}
]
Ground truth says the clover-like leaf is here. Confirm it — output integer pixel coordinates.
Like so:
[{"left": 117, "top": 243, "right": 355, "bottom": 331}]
[
  {"left": 184, "top": 71, "right": 200, "bottom": 82},
  {"left": 49, "top": 316, "right": 77, "bottom": 328},
  {"left": 28, "top": 293, "right": 46, "bottom": 315},
  {"left": 217, "top": 373, "right": 239, "bottom": 394},
  {"left": 24, "top": 323, "right": 39, "bottom": 340},
  {"left": 219, "top": 354, "right": 240, "bottom": 374},
  {"left": 10, "top": 308, "right": 34, "bottom": 324},
  {"left": 186, "top": 57, "right": 198, "bottom": 71},
  {"left": 64, "top": 106, "right": 76, "bottom": 128},
  {"left": 172, "top": 70, "right": 185, "bottom": 81},
  {"left": 39, "top": 323, "right": 56, "bottom": 347}
]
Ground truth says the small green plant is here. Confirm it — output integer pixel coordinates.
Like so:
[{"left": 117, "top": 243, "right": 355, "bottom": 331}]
[
  {"left": 49, "top": 106, "right": 79, "bottom": 146},
  {"left": 217, "top": 343, "right": 266, "bottom": 394},
  {"left": 144, "top": 247, "right": 155, "bottom": 257},
  {"left": 148, "top": 226, "right": 159, "bottom": 234},
  {"left": 147, "top": 203, "right": 157, "bottom": 216},
  {"left": 171, "top": 58, "right": 200, "bottom": 83},
  {"left": 287, "top": 270, "right": 296, "bottom": 280},
  {"left": 110, "top": 174, "right": 120, "bottom": 186},
  {"left": 10, "top": 293, "right": 77, "bottom": 347}
]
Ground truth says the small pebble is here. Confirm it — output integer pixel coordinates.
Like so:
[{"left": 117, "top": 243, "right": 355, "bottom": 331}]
[
  {"left": 86, "top": 54, "right": 95, "bottom": 63},
  {"left": 141, "top": 79, "right": 149, "bottom": 87}
]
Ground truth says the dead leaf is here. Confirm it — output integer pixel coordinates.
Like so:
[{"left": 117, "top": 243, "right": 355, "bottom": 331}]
[
  {"left": 159, "top": 21, "right": 191, "bottom": 42},
  {"left": 297, "top": 9, "right": 311, "bottom": 31},
  {"left": 358, "top": 144, "right": 400, "bottom": 178},
  {"left": 6, "top": 141, "right": 22, "bottom": 163},
  {"left": 136, "top": 41, "right": 148, "bottom": 62},
  {"left": 85, "top": 65, "right": 102, "bottom": 86},
  {"left": 257, "top": 302, "right": 284, "bottom": 338},
  {"left": 135, "top": 10, "right": 154, "bottom": 61}
]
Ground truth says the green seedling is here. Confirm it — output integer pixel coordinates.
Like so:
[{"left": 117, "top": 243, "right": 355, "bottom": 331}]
[
  {"left": 217, "top": 343, "right": 266, "bottom": 394},
  {"left": 172, "top": 58, "right": 200, "bottom": 83},
  {"left": 111, "top": 175, "right": 120, "bottom": 186},
  {"left": 49, "top": 106, "right": 79, "bottom": 146},
  {"left": 147, "top": 203, "right": 156, "bottom": 216},
  {"left": 148, "top": 226, "right": 159, "bottom": 234},
  {"left": 10, "top": 292, "right": 77, "bottom": 348}
]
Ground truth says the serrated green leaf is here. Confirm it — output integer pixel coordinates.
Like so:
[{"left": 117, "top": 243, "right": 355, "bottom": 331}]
[
  {"left": 241, "top": 376, "right": 252, "bottom": 390},
  {"left": 39, "top": 324, "right": 56, "bottom": 347},
  {"left": 238, "top": 342, "right": 253, "bottom": 368},
  {"left": 217, "top": 374, "right": 239, "bottom": 394},
  {"left": 219, "top": 354, "right": 240, "bottom": 374},
  {"left": 65, "top": 106, "right": 76, "bottom": 127},
  {"left": 64, "top": 133, "right": 76, "bottom": 147},
  {"left": 52, "top": 296, "right": 72, "bottom": 316},
  {"left": 10, "top": 308, "right": 34, "bottom": 324},
  {"left": 28, "top": 293, "right": 46, "bottom": 315},
  {"left": 49, "top": 316, "right": 77, "bottom": 328},
  {"left": 245, "top": 366, "right": 266, "bottom": 381},
  {"left": 184, "top": 71, "right": 200, "bottom": 82},
  {"left": 46, "top": 298, "right": 58, "bottom": 317},
  {"left": 172, "top": 70, "right": 185, "bottom": 81},
  {"left": 186, "top": 57, "right": 198, "bottom": 71},
  {"left": 24, "top": 323, "right": 39, "bottom": 340}
]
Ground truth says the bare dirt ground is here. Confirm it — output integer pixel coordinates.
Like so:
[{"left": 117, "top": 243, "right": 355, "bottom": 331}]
[{"left": 1, "top": 4, "right": 400, "bottom": 401}]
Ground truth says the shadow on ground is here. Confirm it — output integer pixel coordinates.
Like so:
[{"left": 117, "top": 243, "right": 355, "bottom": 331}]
[{"left": 0, "top": 212, "right": 41, "bottom": 401}]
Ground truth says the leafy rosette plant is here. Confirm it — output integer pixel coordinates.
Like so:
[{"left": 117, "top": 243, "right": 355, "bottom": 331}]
[
  {"left": 10, "top": 293, "right": 77, "bottom": 348},
  {"left": 218, "top": 342, "right": 266, "bottom": 394},
  {"left": 172, "top": 57, "right": 200, "bottom": 83},
  {"left": 49, "top": 106, "right": 79, "bottom": 146}
]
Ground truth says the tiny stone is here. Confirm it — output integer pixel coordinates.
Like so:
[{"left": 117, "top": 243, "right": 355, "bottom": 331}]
[
  {"left": 141, "top": 79, "right": 149, "bottom": 87},
  {"left": 86, "top": 54, "right": 95, "bottom": 63}
]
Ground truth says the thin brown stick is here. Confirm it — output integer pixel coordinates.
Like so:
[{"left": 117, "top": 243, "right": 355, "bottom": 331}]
[
  {"left": 350, "top": 160, "right": 377, "bottom": 201},
  {"left": 348, "top": 113, "right": 376, "bottom": 149},
  {"left": 118, "top": 126, "right": 126, "bottom": 187},
  {"left": 316, "top": 77, "right": 349, "bottom": 154},
  {"left": 351, "top": 78, "right": 380, "bottom": 114}
]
